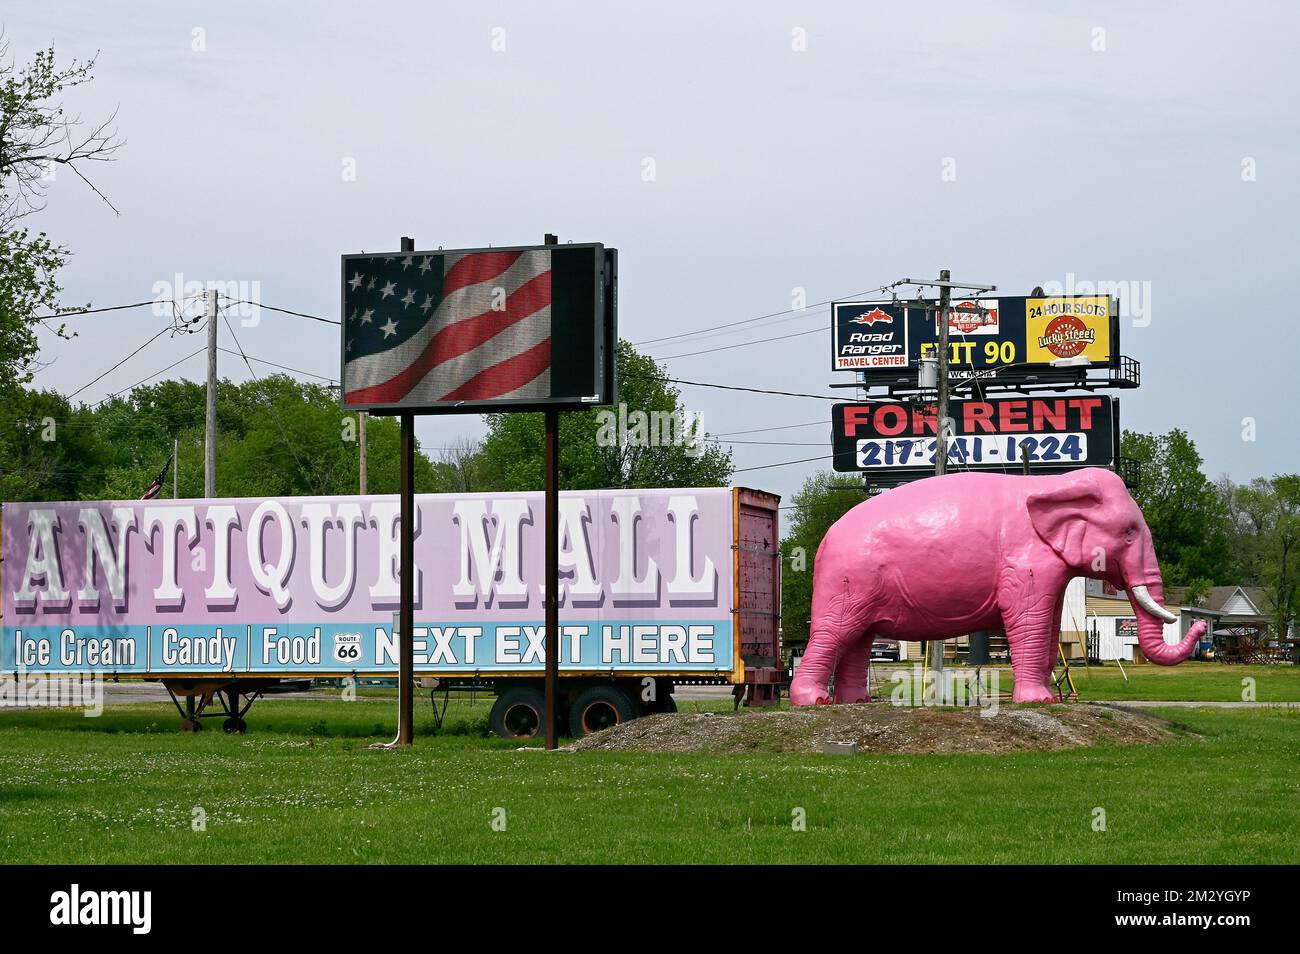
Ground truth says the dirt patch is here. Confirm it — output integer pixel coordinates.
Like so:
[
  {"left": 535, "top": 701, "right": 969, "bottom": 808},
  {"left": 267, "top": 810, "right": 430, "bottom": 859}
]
[{"left": 571, "top": 703, "right": 1183, "bottom": 755}]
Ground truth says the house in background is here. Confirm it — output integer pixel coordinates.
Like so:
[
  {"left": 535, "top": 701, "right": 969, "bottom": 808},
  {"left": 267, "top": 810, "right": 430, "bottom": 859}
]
[
  {"left": 1163, "top": 585, "right": 1280, "bottom": 662},
  {"left": 1060, "top": 578, "right": 1216, "bottom": 662},
  {"left": 1060, "top": 579, "right": 1278, "bottom": 662}
]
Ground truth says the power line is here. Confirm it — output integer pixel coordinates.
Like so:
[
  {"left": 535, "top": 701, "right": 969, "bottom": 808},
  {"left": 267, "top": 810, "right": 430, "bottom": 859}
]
[
  {"left": 633, "top": 286, "right": 888, "bottom": 346},
  {"left": 640, "top": 302, "right": 831, "bottom": 350},
  {"left": 35, "top": 300, "right": 163, "bottom": 320},
  {"left": 92, "top": 347, "right": 208, "bottom": 408},
  {"left": 66, "top": 326, "right": 173, "bottom": 400},
  {"left": 732, "top": 454, "right": 834, "bottom": 474},
  {"left": 709, "top": 438, "right": 825, "bottom": 446},
  {"left": 664, "top": 377, "right": 840, "bottom": 402},
  {"left": 219, "top": 297, "right": 340, "bottom": 326},
  {"left": 712, "top": 421, "right": 825, "bottom": 436},
  {"left": 216, "top": 347, "right": 337, "bottom": 383},
  {"left": 219, "top": 306, "right": 324, "bottom": 493},
  {"left": 658, "top": 324, "right": 827, "bottom": 360}
]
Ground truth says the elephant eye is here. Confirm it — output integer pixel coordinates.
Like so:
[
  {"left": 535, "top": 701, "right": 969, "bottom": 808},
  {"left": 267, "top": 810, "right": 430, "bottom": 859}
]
[{"left": 1124, "top": 527, "right": 1138, "bottom": 542}]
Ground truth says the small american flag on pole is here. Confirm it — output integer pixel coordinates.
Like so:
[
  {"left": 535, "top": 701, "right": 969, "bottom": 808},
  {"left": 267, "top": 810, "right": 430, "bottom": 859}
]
[
  {"left": 342, "top": 245, "right": 610, "bottom": 411},
  {"left": 141, "top": 459, "right": 171, "bottom": 500}
]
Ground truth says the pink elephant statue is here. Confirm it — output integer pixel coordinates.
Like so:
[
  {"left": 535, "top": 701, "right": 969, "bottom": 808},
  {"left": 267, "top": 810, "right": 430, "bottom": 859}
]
[{"left": 790, "top": 467, "right": 1205, "bottom": 705}]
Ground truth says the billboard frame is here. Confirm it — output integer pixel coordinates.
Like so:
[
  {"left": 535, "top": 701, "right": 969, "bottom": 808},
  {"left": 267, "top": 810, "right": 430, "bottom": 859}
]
[
  {"left": 832, "top": 295, "right": 1123, "bottom": 388},
  {"left": 829, "top": 395, "right": 1121, "bottom": 481}
]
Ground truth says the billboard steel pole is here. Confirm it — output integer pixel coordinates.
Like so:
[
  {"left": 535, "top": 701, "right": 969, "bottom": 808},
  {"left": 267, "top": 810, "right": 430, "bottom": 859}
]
[
  {"left": 543, "top": 232, "right": 560, "bottom": 750},
  {"left": 396, "top": 235, "right": 417, "bottom": 747}
]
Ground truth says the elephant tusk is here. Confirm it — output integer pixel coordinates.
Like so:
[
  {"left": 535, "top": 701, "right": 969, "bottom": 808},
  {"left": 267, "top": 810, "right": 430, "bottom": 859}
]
[{"left": 1130, "top": 585, "right": 1179, "bottom": 624}]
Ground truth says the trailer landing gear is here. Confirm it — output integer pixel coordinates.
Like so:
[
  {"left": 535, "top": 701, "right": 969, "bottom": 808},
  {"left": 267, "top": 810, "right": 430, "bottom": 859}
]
[{"left": 162, "top": 679, "right": 310, "bottom": 732}]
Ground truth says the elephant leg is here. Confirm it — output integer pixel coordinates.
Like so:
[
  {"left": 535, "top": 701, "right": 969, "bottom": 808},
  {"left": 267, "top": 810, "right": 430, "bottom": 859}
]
[
  {"left": 791, "top": 634, "right": 840, "bottom": 706},
  {"left": 1006, "top": 622, "right": 1058, "bottom": 702},
  {"left": 791, "top": 576, "right": 874, "bottom": 706},
  {"left": 1041, "top": 592, "right": 1067, "bottom": 689},
  {"left": 999, "top": 569, "right": 1061, "bottom": 703},
  {"left": 832, "top": 633, "right": 872, "bottom": 704}
]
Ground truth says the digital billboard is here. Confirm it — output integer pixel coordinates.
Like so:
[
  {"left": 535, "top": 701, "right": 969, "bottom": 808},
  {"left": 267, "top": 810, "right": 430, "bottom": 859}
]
[{"left": 341, "top": 243, "right": 616, "bottom": 413}]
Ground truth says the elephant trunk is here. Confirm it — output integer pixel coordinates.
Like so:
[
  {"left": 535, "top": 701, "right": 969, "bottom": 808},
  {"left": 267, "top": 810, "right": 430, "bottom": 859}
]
[{"left": 1126, "top": 579, "right": 1201, "bottom": 665}]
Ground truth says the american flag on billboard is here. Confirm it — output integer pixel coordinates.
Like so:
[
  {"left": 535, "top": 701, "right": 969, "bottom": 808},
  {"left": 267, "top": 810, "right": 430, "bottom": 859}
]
[
  {"left": 341, "top": 245, "right": 610, "bottom": 411},
  {"left": 140, "top": 459, "right": 171, "bottom": 500}
]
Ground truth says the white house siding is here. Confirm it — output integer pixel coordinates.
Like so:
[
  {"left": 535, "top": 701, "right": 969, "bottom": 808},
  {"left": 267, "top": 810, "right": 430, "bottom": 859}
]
[
  {"left": 1220, "top": 590, "right": 1254, "bottom": 615},
  {"left": 1062, "top": 577, "right": 1088, "bottom": 636}
]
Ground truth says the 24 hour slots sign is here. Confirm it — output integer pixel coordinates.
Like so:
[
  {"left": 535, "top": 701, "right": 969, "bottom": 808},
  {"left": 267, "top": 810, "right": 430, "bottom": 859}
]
[{"left": 831, "top": 396, "right": 1119, "bottom": 479}]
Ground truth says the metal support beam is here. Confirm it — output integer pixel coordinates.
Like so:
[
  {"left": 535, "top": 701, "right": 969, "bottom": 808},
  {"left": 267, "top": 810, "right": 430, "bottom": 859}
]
[
  {"left": 543, "top": 231, "right": 560, "bottom": 750},
  {"left": 396, "top": 410, "right": 415, "bottom": 746}
]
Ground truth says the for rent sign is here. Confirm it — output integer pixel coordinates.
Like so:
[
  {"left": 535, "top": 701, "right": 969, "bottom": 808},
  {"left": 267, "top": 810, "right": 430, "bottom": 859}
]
[
  {"left": 831, "top": 396, "right": 1119, "bottom": 478},
  {"left": 2, "top": 489, "right": 734, "bottom": 676}
]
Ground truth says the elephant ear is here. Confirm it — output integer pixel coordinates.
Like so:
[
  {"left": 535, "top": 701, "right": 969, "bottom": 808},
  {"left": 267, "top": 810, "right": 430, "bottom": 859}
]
[{"left": 1025, "top": 471, "right": 1104, "bottom": 566}]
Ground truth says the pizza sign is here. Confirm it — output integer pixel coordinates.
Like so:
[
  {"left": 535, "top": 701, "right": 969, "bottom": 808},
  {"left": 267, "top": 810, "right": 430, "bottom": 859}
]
[{"left": 942, "top": 300, "right": 999, "bottom": 335}]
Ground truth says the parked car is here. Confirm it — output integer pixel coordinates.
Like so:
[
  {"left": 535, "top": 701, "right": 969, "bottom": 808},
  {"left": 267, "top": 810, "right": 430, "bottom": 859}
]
[{"left": 870, "top": 638, "right": 901, "bottom": 662}]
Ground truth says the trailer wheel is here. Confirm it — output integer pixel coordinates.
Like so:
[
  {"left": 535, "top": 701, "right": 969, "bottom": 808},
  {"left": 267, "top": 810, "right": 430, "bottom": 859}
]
[
  {"left": 490, "top": 687, "right": 547, "bottom": 740},
  {"left": 569, "top": 686, "right": 637, "bottom": 738}
]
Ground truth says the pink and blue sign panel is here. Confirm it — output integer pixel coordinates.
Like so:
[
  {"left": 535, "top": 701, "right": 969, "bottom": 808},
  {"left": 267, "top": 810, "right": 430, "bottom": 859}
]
[{"left": 2, "top": 489, "right": 735, "bottom": 676}]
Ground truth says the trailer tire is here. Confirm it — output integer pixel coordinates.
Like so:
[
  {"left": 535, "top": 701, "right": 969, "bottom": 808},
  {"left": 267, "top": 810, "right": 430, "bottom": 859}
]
[
  {"left": 490, "top": 687, "right": 547, "bottom": 740},
  {"left": 569, "top": 685, "right": 637, "bottom": 738}
]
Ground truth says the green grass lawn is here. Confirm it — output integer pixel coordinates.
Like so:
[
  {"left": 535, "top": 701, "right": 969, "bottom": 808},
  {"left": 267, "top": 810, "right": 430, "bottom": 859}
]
[
  {"left": 1, "top": 694, "right": 1297, "bottom": 864},
  {"left": 874, "top": 661, "right": 1300, "bottom": 702}
]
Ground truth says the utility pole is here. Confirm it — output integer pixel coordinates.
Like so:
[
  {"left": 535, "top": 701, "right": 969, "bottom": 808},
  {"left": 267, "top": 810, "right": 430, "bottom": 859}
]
[
  {"left": 358, "top": 411, "right": 368, "bottom": 495},
  {"left": 172, "top": 438, "right": 179, "bottom": 499},
  {"left": 934, "top": 268, "right": 952, "bottom": 478},
  {"left": 931, "top": 270, "right": 952, "bottom": 673},
  {"left": 204, "top": 290, "right": 218, "bottom": 498},
  {"left": 886, "top": 272, "right": 997, "bottom": 681}
]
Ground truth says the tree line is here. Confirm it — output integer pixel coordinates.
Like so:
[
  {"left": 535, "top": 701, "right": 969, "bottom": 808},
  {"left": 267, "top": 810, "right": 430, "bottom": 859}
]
[{"left": 0, "top": 340, "right": 733, "bottom": 504}]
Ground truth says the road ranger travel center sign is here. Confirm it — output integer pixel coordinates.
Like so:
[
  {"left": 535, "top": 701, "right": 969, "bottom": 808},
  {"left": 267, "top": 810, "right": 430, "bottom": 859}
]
[{"left": 832, "top": 295, "right": 1119, "bottom": 381}]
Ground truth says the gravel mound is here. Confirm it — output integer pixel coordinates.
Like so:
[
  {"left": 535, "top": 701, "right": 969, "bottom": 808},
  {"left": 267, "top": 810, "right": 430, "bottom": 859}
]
[{"left": 571, "top": 703, "right": 1181, "bottom": 755}]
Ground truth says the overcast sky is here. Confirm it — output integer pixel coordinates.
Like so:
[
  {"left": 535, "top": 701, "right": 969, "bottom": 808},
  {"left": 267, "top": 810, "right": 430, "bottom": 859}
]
[{"left": 8, "top": 1, "right": 1298, "bottom": 505}]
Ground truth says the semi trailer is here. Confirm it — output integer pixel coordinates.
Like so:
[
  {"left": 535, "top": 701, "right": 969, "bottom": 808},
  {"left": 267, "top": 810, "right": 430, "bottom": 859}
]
[{"left": 2, "top": 486, "right": 781, "bottom": 738}]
